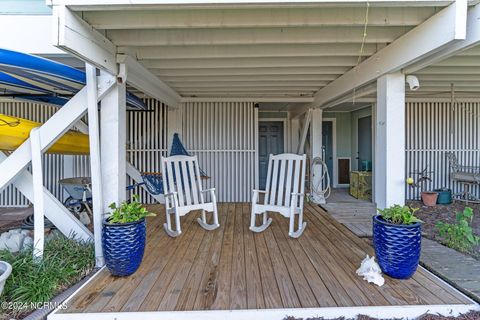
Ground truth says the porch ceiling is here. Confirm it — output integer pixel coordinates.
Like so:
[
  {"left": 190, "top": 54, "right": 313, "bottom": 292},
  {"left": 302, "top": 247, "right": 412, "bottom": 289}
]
[{"left": 57, "top": 1, "right": 479, "bottom": 104}]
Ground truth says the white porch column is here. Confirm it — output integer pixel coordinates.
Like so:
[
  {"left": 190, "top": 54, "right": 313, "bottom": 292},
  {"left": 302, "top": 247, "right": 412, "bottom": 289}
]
[
  {"left": 374, "top": 72, "right": 406, "bottom": 209},
  {"left": 290, "top": 117, "right": 300, "bottom": 154},
  {"left": 310, "top": 109, "right": 323, "bottom": 190},
  {"left": 101, "top": 80, "right": 127, "bottom": 212},
  {"left": 167, "top": 104, "right": 183, "bottom": 150}
]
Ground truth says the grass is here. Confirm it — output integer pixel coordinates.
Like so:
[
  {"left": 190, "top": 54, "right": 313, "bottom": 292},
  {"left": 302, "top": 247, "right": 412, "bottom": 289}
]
[{"left": 0, "top": 233, "right": 94, "bottom": 318}]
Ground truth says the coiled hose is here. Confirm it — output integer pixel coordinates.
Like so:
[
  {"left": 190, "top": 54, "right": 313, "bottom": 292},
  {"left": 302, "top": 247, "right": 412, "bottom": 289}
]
[{"left": 309, "top": 157, "right": 331, "bottom": 204}]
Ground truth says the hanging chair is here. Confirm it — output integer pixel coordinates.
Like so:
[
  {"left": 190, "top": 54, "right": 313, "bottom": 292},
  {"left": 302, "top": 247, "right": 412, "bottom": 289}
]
[{"left": 141, "top": 133, "right": 208, "bottom": 195}]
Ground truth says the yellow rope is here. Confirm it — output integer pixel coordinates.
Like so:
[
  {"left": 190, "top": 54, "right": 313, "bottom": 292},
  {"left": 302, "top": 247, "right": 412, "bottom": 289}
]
[{"left": 352, "top": 0, "right": 370, "bottom": 104}]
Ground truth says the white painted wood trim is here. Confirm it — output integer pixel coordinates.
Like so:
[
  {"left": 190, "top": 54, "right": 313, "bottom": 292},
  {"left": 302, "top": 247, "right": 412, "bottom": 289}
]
[
  {"left": 48, "top": 304, "right": 480, "bottom": 320},
  {"left": 30, "top": 128, "right": 45, "bottom": 260},
  {"left": 52, "top": 5, "right": 117, "bottom": 74},
  {"left": 307, "top": 0, "right": 468, "bottom": 108},
  {"left": 336, "top": 156, "right": 351, "bottom": 188},
  {"left": 117, "top": 54, "right": 181, "bottom": 107},
  {"left": 86, "top": 64, "right": 105, "bottom": 267},
  {"left": 323, "top": 118, "right": 337, "bottom": 189}
]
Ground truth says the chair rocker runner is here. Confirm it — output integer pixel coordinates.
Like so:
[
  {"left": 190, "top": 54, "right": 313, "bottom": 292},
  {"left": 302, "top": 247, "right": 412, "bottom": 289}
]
[
  {"left": 250, "top": 153, "right": 307, "bottom": 238},
  {"left": 161, "top": 155, "right": 219, "bottom": 237}
]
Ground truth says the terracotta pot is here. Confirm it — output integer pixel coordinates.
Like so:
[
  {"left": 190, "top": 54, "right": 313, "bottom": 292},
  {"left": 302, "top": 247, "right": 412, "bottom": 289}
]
[{"left": 421, "top": 191, "right": 438, "bottom": 207}]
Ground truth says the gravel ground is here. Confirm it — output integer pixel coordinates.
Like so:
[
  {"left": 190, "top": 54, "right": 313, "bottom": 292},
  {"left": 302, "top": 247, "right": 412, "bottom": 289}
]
[
  {"left": 406, "top": 200, "right": 480, "bottom": 260},
  {"left": 284, "top": 310, "right": 480, "bottom": 320}
]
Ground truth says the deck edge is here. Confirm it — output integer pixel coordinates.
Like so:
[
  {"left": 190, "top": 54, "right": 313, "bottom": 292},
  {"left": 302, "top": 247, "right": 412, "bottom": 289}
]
[{"left": 48, "top": 303, "right": 480, "bottom": 320}]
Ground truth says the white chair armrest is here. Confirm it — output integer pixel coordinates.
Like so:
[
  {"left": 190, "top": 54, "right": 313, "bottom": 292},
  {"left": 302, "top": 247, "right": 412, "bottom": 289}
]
[
  {"left": 200, "top": 188, "right": 216, "bottom": 193},
  {"left": 164, "top": 191, "right": 178, "bottom": 198},
  {"left": 291, "top": 192, "right": 304, "bottom": 197},
  {"left": 252, "top": 189, "right": 268, "bottom": 194}
]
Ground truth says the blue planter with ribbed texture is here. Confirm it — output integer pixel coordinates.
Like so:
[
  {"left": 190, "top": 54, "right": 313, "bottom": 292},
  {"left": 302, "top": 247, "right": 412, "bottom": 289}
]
[
  {"left": 102, "top": 218, "right": 146, "bottom": 276},
  {"left": 373, "top": 215, "right": 421, "bottom": 279}
]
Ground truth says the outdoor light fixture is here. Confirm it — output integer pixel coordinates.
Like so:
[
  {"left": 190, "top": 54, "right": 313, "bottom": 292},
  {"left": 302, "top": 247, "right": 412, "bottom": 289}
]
[{"left": 406, "top": 75, "right": 420, "bottom": 91}]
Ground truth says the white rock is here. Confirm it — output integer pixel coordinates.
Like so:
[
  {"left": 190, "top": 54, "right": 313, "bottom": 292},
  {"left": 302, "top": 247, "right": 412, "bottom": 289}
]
[
  {"left": 9, "top": 229, "right": 21, "bottom": 234},
  {"left": 0, "top": 232, "right": 10, "bottom": 241},
  {"left": 22, "top": 236, "right": 33, "bottom": 250},
  {"left": 5, "top": 233, "right": 24, "bottom": 253},
  {"left": 20, "top": 230, "right": 31, "bottom": 236},
  {"left": 79, "top": 211, "right": 91, "bottom": 226}
]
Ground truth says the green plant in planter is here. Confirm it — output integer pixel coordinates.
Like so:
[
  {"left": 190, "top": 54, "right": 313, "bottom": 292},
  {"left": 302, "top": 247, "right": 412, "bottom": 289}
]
[
  {"left": 436, "top": 207, "right": 479, "bottom": 252},
  {"left": 108, "top": 195, "right": 156, "bottom": 224},
  {"left": 377, "top": 205, "right": 422, "bottom": 225}
]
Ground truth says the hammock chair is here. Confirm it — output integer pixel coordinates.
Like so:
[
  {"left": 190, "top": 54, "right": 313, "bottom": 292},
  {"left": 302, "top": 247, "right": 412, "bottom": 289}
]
[{"left": 141, "top": 133, "right": 208, "bottom": 195}]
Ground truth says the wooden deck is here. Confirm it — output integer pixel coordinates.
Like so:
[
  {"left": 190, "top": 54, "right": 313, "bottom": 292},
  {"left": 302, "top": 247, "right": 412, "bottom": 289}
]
[{"left": 58, "top": 203, "right": 473, "bottom": 316}]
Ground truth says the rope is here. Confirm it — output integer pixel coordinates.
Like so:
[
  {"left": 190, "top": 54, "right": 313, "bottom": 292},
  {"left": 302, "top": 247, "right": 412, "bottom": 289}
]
[
  {"left": 309, "top": 157, "right": 331, "bottom": 204},
  {"left": 352, "top": 0, "right": 370, "bottom": 104},
  {"left": 0, "top": 117, "right": 20, "bottom": 127}
]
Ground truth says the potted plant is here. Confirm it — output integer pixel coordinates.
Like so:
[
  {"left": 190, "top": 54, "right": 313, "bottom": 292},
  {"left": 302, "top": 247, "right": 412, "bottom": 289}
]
[
  {"left": 406, "top": 168, "right": 437, "bottom": 206},
  {"left": 102, "top": 195, "right": 155, "bottom": 276},
  {"left": 0, "top": 260, "right": 12, "bottom": 296},
  {"left": 373, "top": 205, "right": 422, "bottom": 279}
]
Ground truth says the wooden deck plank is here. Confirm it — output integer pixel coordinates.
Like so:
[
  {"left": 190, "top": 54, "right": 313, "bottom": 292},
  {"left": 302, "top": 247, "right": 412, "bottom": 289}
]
[
  {"left": 173, "top": 208, "right": 219, "bottom": 311},
  {"left": 263, "top": 226, "right": 302, "bottom": 308},
  {"left": 156, "top": 223, "right": 206, "bottom": 310},
  {"left": 64, "top": 213, "right": 165, "bottom": 313},
  {"left": 192, "top": 204, "right": 229, "bottom": 310},
  {"left": 253, "top": 229, "right": 284, "bottom": 308},
  {"left": 242, "top": 203, "right": 266, "bottom": 309},
  {"left": 230, "top": 203, "right": 247, "bottom": 309},
  {"left": 307, "top": 204, "right": 446, "bottom": 305},
  {"left": 59, "top": 202, "right": 470, "bottom": 315},
  {"left": 137, "top": 211, "right": 204, "bottom": 311},
  {"left": 272, "top": 216, "right": 337, "bottom": 307},
  {"left": 302, "top": 211, "right": 405, "bottom": 306},
  {"left": 210, "top": 203, "right": 235, "bottom": 309},
  {"left": 270, "top": 217, "right": 319, "bottom": 308}
]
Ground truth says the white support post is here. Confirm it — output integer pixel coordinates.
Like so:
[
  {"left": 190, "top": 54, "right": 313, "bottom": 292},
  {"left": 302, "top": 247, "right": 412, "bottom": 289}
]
[
  {"left": 101, "top": 75, "right": 127, "bottom": 212},
  {"left": 297, "top": 109, "right": 312, "bottom": 155},
  {"left": 374, "top": 72, "right": 406, "bottom": 209},
  {"left": 30, "top": 128, "right": 45, "bottom": 261},
  {"left": 86, "top": 64, "right": 105, "bottom": 267},
  {"left": 310, "top": 109, "right": 323, "bottom": 194},
  {"left": 290, "top": 117, "right": 300, "bottom": 154},
  {"left": 167, "top": 104, "right": 183, "bottom": 151}
]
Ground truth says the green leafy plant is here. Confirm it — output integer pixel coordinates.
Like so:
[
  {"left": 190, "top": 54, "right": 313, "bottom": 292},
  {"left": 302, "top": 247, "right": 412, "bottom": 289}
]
[
  {"left": 0, "top": 235, "right": 94, "bottom": 317},
  {"left": 107, "top": 195, "right": 155, "bottom": 224},
  {"left": 377, "top": 205, "right": 422, "bottom": 225},
  {"left": 436, "top": 207, "right": 479, "bottom": 252}
]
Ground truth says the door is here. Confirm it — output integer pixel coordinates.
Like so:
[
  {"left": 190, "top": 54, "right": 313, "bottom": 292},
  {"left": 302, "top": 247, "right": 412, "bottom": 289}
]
[
  {"left": 258, "top": 121, "right": 284, "bottom": 189},
  {"left": 357, "top": 116, "right": 372, "bottom": 171},
  {"left": 322, "top": 121, "right": 333, "bottom": 182}
]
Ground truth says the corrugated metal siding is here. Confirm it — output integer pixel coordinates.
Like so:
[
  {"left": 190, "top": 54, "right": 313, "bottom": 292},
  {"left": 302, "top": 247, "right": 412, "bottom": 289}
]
[
  {"left": 406, "top": 101, "right": 480, "bottom": 200},
  {"left": 182, "top": 102, "right": 257, "bottom": 202},
  {"left": 127, "top": 99, "right": 168, "bottom": 203}
]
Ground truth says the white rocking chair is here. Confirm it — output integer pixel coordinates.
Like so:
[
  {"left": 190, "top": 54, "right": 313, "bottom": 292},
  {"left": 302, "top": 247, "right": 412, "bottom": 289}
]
[
  {"left": 250, "top": 153, "right": 307, "bottom": 238},
  {"left": 161, "top": 155, "right": 219, "bottom": 237}
]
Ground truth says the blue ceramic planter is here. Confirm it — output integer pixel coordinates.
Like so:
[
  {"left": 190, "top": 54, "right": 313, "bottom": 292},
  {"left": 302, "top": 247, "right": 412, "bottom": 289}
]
[
  {"left": 373, "top": 215, "right": 421, "bottom": 279},
  {"left": 102, "top": 218, "right": 146, "bottom": 276}
]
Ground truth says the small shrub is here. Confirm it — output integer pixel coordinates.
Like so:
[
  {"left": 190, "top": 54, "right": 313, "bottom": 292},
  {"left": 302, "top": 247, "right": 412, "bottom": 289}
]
[
  {"left": 436, "top": 207, "right": 480, "bottom": 253},
  {"left": 377, "top": 205, "right": 422, "bottom": 225},
  {"left": 108, "top": 195, "right": 155, "bottom": 224},
  {"left": 0, "top": 234, "right": 94, "bottom": 317}
]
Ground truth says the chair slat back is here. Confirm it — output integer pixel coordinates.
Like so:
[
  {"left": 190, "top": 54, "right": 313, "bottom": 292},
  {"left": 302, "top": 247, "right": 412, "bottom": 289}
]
[
  {"left": 161, "top": 155, "right": 204, "bottom": 207},
  {"left": 264, "top": 153, "right": 306, "bottom": 207}
]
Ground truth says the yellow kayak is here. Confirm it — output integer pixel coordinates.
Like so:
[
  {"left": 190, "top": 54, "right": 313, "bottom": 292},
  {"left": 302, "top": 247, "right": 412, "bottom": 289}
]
[{"left": 0, "top": 114, "right": 89, "bottom": 155}]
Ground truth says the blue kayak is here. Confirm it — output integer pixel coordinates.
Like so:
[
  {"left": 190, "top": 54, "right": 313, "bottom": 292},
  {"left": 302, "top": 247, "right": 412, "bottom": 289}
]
[{"left": 0, "top": 48, "right": 146, "bottom": 110}]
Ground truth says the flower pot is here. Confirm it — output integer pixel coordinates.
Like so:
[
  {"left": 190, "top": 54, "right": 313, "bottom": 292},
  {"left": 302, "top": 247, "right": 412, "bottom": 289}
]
[
  {"left": 373, "top": 216, "right": 421, "bottom": 279},
  {"left": 0, "top": 261, "right": 12, "bottom": 296},
  {"left": 434, "top": 188, "right": 452, "bottom": 205},
  {"left": 102, "top": 218, "right": 146, "bottom": 276},
  {"left": 421, "top": 191, "right": 438, "bottom": 207}
]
